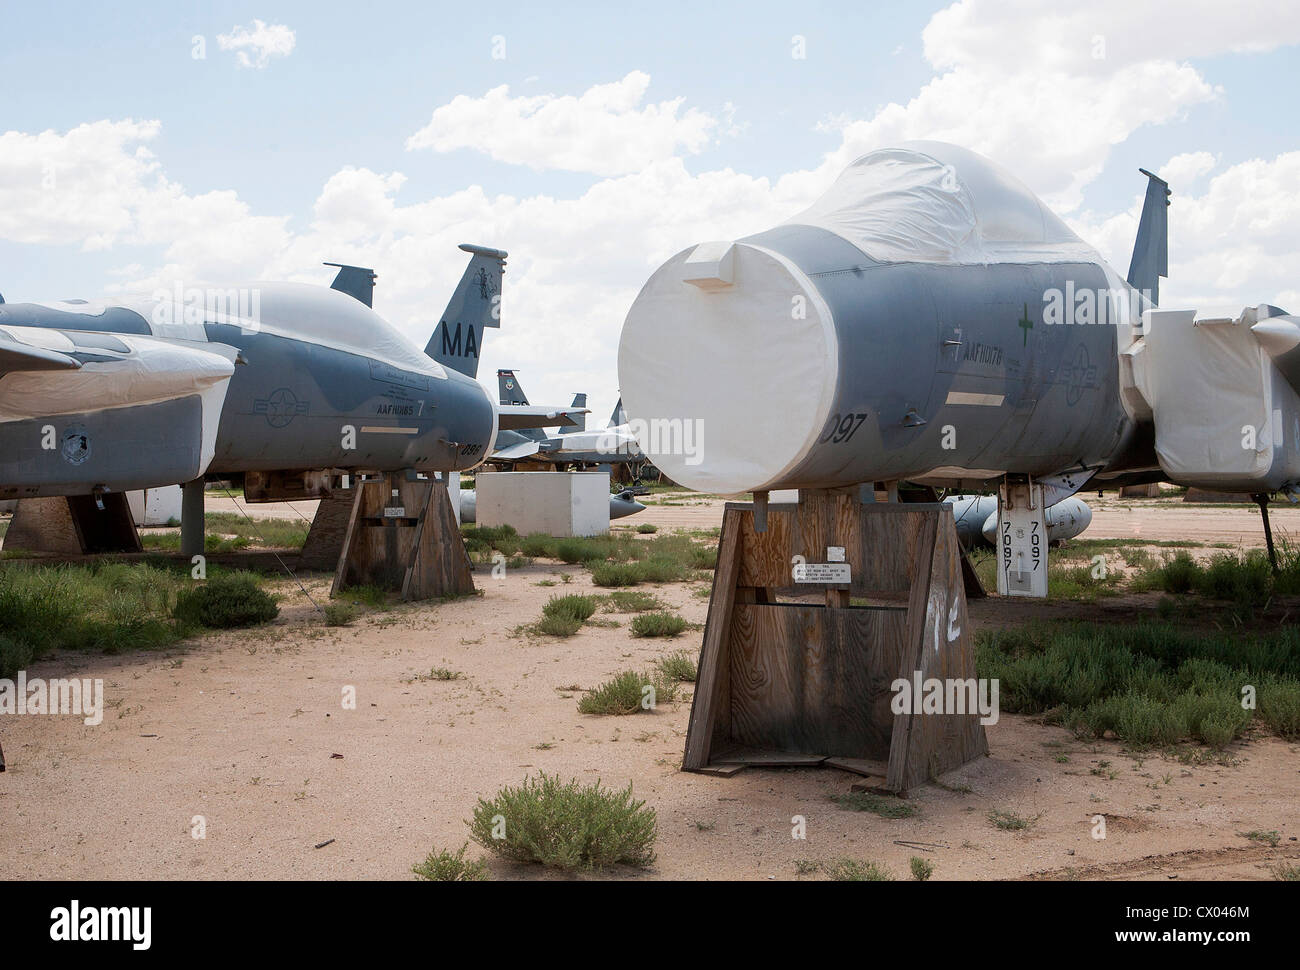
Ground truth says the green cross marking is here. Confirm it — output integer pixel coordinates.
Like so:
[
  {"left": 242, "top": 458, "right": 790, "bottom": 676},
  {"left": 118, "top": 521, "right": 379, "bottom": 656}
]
[{"left": 1018, "top": 303, "right": 1034, "bottom": 346}]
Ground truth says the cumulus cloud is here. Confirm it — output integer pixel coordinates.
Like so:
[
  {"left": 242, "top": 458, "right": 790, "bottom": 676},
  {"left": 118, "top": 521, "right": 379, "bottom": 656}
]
[
  {"left": 405, "top": 71, "right": 717, "bottom": 176},
  {"left": 4, "top": 3, "right": 1300, "bottom": 422},
  {"left": 217, "top": 20, "right": 296, "bottom": 69},
  {"left": 1159, "top": 151, "right": 1217, "bottom": 186},
  {"left": 923, "top": 0, "right": 1300, "bottom": 72}
]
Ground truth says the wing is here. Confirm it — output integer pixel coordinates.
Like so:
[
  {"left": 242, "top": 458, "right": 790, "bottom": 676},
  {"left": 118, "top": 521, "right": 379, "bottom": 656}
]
[
  {"left": 495, "top": 403, "right": 588, "bottom": 431},
  {"left": 0, "top": 333, "right": 82, "bottom": 375}
]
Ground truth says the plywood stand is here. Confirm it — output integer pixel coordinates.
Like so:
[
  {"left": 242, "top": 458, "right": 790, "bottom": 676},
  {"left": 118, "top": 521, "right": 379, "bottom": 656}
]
[
  {"left": 683, "top": 491, "right": 988, "bottom": 793},
  {"left": 4, "top": 494, "right": 141, "bottom": 555},
  {"left": 329, "top": 472, "right": 473, "bottom": 601}
]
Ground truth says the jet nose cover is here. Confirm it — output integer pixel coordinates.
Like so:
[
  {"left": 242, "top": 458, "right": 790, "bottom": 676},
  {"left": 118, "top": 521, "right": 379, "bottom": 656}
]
[{"left": 617, "top": 242, "right": 838, "bottom": 494}]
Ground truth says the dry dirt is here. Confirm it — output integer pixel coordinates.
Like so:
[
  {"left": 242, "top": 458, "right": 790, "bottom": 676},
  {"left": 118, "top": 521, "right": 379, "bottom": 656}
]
[{"left": 1, "top": 496, "right": 1298, "bottom": 881}]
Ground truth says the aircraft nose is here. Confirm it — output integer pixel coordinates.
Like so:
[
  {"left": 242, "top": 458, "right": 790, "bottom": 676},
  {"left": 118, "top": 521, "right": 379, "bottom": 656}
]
[{"left": 618, "top": 241, "right": 839, "bottom": 494}]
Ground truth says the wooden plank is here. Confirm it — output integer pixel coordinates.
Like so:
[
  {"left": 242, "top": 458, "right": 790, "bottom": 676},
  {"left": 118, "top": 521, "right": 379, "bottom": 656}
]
[
  {"left": 298, "top": 488, "right": 355, "bottom": 570},
  {"left": 714, "top": 749, "right": 827, "bottom": 767},
  {"left": 885, "top": 513, "right": 937, "bottom": 793},
  {"left": 329, "top": 476, "right": 370, "bottom": 597},
  {"left": 728, "top": 603, "right": 903, "bottom": 759},
  {"left": 682, "top": 507, "right": 744, "bottom": 770},
  {"left": 6, "top": 497, "right": 86, "bottom": 555},
  {"left": 404, "top": 481, "right": 475, "bottom": 600},
  {"left": 692, "top": 763, "right": 747, "bottom": 777},
  {"left": 825, "top": 756, "right": 889, "bottom": 777},
  {"left": 891, "top": 514, "right": 989, "bottom": 791}
]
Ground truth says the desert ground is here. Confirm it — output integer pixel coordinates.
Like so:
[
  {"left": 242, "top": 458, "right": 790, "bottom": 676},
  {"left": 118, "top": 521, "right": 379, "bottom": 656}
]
[{"left": 1, "top": 491, "right": 1298, "bottom": 881}]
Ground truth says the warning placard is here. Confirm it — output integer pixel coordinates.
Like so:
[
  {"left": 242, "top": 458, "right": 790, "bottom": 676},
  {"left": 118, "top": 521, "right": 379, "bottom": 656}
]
[{"left": 793, "top": 562, "right": 852, "bottom": 584}]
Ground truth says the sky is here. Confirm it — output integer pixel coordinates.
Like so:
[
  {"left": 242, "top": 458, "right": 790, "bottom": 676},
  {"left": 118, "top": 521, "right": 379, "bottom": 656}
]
[{"left": 2, "top": 0, "right": 1299, "bottom": 426}]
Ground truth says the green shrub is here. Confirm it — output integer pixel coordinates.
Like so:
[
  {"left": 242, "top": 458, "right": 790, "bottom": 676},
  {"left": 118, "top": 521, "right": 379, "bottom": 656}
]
[
  {"left": 987, "top": 809, "right": 1038, "bottom": 831},
  {"left": 630, "top": 612, "right": 687, "bottom": 638},
  {"left": 656, "top": 650, "right": 698, "bottom": 683},
  {"left": 0, "top": 561, "right": 188, "bottom": 675},
  {"left": 412, "top": 842, "right": 490, "bottom": 881},
  {"left": 468, "top": 773, "right": 657, "bottom": 870},
  {"left": 519, "top": 533, "right": 556, "bottom": 558},
  {"left": 825, "top": 858, "right": 892, "bottom": 881},
  {"left": 591, "top": 562, "right": 644, "bottom": 587},
  {"left": 542, "top": 594, "right": 599, "bottom": 624},
  {"left": 690, "top": 546, "right": 718, "bottom": 570},
  {"left": 636, "top": 558, "right": 689, "bottom": 583},
  {"left": 635, "top": 523, "right": 658, "bottom": 534},
  {"left": 910, "top": 856, "right": 934, "bottom": 881},
  {"left": 579, "top": 670, "right": 675, "bottom": 714},
  {"left": 173, "top": 573, "right": 278, "bottom": 629},
  {"left": 535, "top": 614, "right": 583, "bottom": 637},
  {"left": 605, "top": 590, "right": 663, "bottom": 612},
  {"left": 323, "top": 602, "right": 358, "bottom": 626},
  {"left": 1259, "top": 679, "right": 1300, "bottom": 739},
  {"left": 0, "top": 635, "right": 35, "bottom": 678},
  {"left": 555, "top": 539, "right": 590, "bottom": 564}
]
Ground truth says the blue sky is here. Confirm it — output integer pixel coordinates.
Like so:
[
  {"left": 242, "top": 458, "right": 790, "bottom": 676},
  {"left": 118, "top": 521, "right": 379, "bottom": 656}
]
[{"left": 3, "top": 1, "right": 1298, "bottom": 420}]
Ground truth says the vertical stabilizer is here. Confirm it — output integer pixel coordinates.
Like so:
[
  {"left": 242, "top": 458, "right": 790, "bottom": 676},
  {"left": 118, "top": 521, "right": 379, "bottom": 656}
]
[
  {"left": 1127, "top": 169, "right": 1170, "bottom": 306},
  {"left": 425, "top": 244, "right": 507, "bottom": 378},
  {"left": 324, "top": 263, "right": 377, "bottom": 308},
  {"left": 498, "top": 369, "right": 528, "bottom": 406},
  {"left": 559, "top": 393, "right": 587, "bottom": 434}
]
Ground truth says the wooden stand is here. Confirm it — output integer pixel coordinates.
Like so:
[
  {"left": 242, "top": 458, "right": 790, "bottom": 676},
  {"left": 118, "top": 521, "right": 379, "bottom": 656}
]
[
  {"left": 4, "top": 494, "right": 141, "bottom": 555},
  {"left": 298, "top": 485, "right": 357, "bottom": 571},
  {"left": 683, "top": 491, "right": 988, "bottom": 793},
  {"left": 329, "top": 473, "right": 473, "bottom": 601}
]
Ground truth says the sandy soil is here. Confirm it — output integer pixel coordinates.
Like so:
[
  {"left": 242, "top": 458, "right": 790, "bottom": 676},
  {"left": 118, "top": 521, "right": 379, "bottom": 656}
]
[{"left": 2, "top": 495, "right": 1298, "bottom": 881}]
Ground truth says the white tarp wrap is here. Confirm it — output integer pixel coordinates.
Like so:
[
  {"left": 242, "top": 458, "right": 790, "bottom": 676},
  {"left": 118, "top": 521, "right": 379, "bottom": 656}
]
[
  {"left": 618, "top": 242, "right": 838, "bottom": 495},
  {"left": 1137, "top": 310, "right": 1279, "bottom": 487},
  {"left": 0, "top": 327, "right": 237, "bottom": 424},
  {"left": 784, "top": 142, "right": 1099, "bottom": 265}
]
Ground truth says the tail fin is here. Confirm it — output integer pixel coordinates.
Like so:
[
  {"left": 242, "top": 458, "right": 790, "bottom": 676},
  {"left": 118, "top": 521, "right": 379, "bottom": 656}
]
[
  {"left": 498, "top": 369, "right": 528, "bottom": 406},
  {"left": 324, "top": 263, "right": 377, "bottom": 308},
  {"left": 425, "top": 244, "right": 507, "bottom": 378},
  {"left": 1127, "top": 169, "right": 1170, "bottom": 306},
  {"left": 609, "top": 397, "right": 627, "bottom": 427},
  {"left": 559, "top": 393, "right": 587, "bottom": 434}
]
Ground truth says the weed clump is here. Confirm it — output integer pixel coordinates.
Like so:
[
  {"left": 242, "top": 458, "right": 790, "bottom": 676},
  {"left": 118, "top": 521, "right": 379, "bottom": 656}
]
[{"left": 468, "top": 773, "right": 657, "bottom": 870}]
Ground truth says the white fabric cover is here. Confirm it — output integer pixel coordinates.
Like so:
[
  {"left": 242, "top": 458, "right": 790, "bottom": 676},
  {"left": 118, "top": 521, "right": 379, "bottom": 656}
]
[{"left": 784, "top": 142, "right": 1098, "bottom": 265}]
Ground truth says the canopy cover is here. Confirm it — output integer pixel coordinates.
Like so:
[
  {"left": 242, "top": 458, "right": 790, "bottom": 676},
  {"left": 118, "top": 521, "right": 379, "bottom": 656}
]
[{"left": 783, "top": 141, "right": 1099, "bottom": 266}]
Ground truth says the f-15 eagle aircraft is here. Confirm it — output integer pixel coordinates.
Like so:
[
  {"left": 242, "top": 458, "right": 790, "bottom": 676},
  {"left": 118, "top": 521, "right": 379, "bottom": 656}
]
[
  {"left": 619, "top": 141, "right": 1300, "bottom": 596},
  {"left": 0, "top": 245, "right": 579, "bottom": 517},
  {"left": 492, "top": 369, "right": 643, "bottom": 471}
]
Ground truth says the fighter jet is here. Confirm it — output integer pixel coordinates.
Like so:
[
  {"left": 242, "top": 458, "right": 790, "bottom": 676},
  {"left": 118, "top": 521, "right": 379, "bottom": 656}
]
[
  {"left": 0, "top": 245, "right": 578, "bottom": 542},
  {"left": 618, "top": 141, "right": 1300, "bottom": 595},
  {"left": 491, "top": 369, "right": 643, "bottom": 471}
]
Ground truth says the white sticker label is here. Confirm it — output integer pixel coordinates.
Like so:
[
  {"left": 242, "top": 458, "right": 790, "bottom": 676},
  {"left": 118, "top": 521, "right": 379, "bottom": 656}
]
[
  {"left": 827, "top": 546, "right": 846, "bottom": 562},
  {"left": 793, "top": 562, "right": 851, "bottom": 584},
  {"left": 383, "top": 506, "right": 407, "bottom": 518}
]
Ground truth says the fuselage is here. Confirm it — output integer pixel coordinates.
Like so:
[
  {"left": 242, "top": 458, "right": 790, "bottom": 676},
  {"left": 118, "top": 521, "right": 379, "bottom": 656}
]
[
  {"left": 0, "top": 282, "right": 497, "bottom": 498},
  {"left": 618, "top": 142, "right": 1155, "bottom": 495}
]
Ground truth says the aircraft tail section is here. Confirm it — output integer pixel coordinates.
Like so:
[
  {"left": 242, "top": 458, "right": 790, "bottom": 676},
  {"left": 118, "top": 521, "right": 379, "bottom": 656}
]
[
  {"left": 324, "top": 263, "right": 377, "bottom": 308},
  {"left": 425, "top": 244, "right": 507, "bottom": 378},
  {"left": 498, "top": 369, "right": 528, "bottom": 406},
  {"left": 559, "top": 393, "right": 587, "bottom": 434},
  {"left": 609, "top": 397, "right": 627, "bottom": 427},
  {"left": 1127, "top": 169, "right": 1170, "bottom": 306}
]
